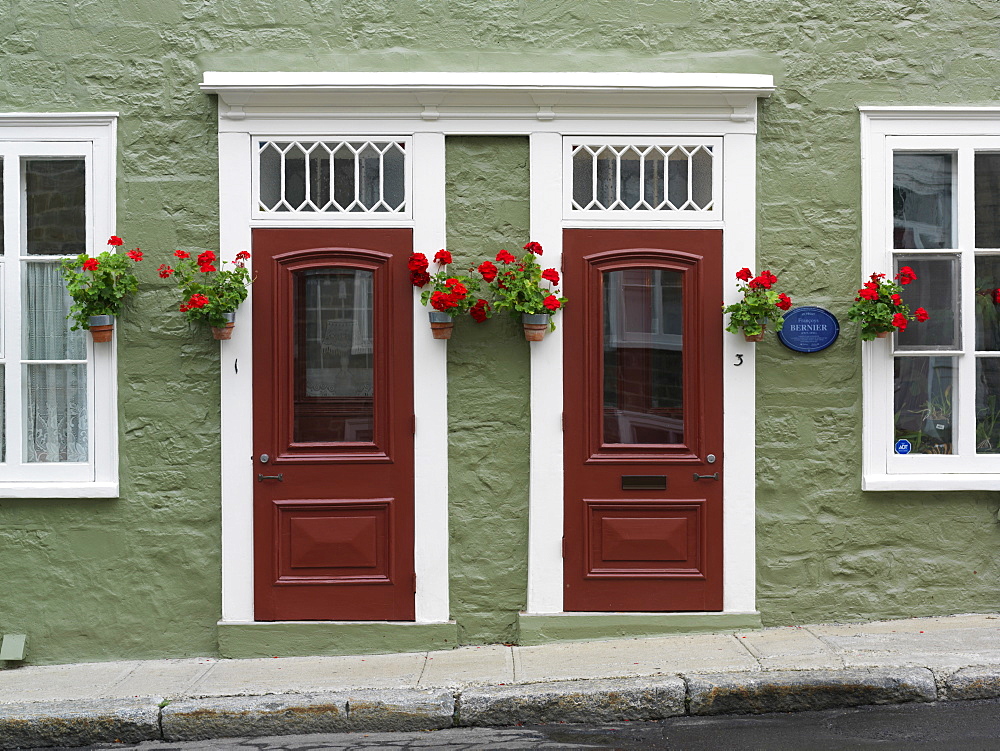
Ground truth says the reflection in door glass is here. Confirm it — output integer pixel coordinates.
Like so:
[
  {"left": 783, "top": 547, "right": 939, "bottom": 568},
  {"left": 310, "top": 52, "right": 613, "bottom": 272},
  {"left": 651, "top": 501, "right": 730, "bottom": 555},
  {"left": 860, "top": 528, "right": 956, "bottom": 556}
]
[
  {"left": 603, "top": 269, "right": 683, "bottom": 444},
  {"left": 294, "top": 268, "right": 374, "bottom": 443}
]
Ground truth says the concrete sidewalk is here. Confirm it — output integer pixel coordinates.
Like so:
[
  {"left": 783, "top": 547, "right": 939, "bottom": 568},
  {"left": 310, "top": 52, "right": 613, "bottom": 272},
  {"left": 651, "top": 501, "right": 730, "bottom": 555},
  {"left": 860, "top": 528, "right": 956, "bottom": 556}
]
[{"left": 2, "top": 613, "right": 1000, "bottom": 748}]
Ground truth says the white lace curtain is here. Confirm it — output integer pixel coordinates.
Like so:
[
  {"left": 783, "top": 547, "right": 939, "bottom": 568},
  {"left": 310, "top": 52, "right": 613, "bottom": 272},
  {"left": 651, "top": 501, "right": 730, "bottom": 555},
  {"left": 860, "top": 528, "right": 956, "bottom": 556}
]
[{"left": 22, "top": 262, "right": 88, "bottom": 463}]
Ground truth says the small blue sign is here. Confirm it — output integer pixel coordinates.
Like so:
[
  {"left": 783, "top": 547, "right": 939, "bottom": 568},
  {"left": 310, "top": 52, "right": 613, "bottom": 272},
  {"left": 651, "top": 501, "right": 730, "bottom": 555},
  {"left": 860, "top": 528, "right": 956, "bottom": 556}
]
[
  {"left": 895, "top": 439, "right": 912, "bottom": 455},
  {"left": 778, "top": 306, "right": 840, "bottom": 353}
]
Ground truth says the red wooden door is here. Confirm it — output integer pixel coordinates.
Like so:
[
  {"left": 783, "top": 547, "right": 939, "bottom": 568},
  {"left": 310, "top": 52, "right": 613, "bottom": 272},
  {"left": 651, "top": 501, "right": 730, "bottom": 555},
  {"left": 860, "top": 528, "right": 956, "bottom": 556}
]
[
  {"left": 563, "top": 229, "right": 724, "bottom": 612},
  {"left": 252, "top": 228, "right": 414, "bottom": 621}
]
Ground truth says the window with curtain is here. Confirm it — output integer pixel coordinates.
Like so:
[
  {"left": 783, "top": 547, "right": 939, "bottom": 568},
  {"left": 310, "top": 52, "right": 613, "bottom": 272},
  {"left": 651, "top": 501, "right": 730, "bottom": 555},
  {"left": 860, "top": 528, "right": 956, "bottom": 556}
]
[
  {"left": 0, "top": 119, "right": 118, "bottom": 494},
  {"left": 861, "top": 109, "right": 1000, "bottom": 490}
]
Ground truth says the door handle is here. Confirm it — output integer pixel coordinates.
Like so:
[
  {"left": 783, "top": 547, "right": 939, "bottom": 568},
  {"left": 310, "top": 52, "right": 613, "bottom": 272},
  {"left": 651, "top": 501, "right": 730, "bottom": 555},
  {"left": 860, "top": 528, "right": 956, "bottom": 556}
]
[
  {"left": 693, "top": 472, "right": 719, "bottom": 481},
  {"left": 257, "top": 473, "right": 284, "bottom": 482}
]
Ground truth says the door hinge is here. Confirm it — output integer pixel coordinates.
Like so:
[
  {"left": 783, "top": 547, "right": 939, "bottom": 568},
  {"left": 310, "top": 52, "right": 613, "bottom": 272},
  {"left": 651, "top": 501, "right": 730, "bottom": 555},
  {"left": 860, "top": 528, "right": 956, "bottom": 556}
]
[
  {"left": 561, "top": 537, "right": 566, "bottom": 558},
  {"left": 412, "top": 572, "right": 417, "bottom": 592},
  {"left": 412, "top": 415, "right": 416, "bottom": 435}
]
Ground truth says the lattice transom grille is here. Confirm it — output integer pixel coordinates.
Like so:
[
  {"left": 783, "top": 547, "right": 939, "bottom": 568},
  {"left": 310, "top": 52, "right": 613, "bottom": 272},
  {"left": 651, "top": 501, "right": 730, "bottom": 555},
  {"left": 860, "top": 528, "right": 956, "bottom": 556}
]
[
  {"left": 257, "top": 140, "right": 407, "bottom": 214},
  {"left": 570, "top": 143, "right": 715, "bottom": 213}
]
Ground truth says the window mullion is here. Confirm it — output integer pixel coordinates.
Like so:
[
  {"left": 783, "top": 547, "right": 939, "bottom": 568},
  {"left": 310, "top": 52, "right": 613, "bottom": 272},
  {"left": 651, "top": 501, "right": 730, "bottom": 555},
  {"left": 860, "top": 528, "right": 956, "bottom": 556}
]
[
  {"left": 957, "top": 145, "right": 978, "bottom": 457},
  {"left": 5, "top": 156, "right": 22, "bottom": 469}
]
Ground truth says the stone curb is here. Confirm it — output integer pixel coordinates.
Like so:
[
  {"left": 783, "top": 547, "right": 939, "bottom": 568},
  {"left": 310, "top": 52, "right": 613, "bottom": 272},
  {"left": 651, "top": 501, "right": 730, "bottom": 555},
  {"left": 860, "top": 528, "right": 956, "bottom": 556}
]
[
  {"left": 4, "top": 668, "right": 1000, "bottom": 749},
  {"left": 458, "top": 677, "right": 686, "bottom": 726},
  {"left": 0, "top": 698, "right": 162, "bottom": 750},
  {"left": 687, "top": 668, "right": 937, "bottom": 715},
  {"left": 161, "top": 689, "right": 454, "bottom": 741}
]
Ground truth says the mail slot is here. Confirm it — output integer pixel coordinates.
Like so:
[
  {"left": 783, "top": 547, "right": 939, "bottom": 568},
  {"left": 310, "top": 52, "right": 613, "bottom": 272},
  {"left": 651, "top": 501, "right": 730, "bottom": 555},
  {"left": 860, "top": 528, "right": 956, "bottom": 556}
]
[{"left": 621, "top": 475, "right": 667, "bottom": 491}]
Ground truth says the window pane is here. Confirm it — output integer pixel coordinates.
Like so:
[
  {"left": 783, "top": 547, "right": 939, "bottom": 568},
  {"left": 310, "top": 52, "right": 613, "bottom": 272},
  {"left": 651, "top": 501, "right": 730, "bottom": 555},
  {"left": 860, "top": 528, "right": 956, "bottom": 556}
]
[
  {"left": 975, "top": 256, "right": 1000, "bottom": 351},
  {"left": 893, "top": 153, "right": 954, "bottom": 250},
  {"left": 0, "top": 364, "right": 5, "bottom": 462},
  {"left": 894, "top": 255, "right": 959, "bottom": 350},
  {"left": 603, "top": 269, "right": 683, "bottom": 445},
  {"left": 23, "top": 262, "right": 86, "bottom": 360},
  {"left": 572, "top": 147, "right": 593, "bottom": 208},
  {"left": 23, "top": 363, "right": 88, "bottom": 462},
  {"left": 293, "top": 268, "right": 374, "bottom": 443},
  {"left": 894, "top": 356, "right": 954, "bottom": 454},
  {"left": 976, "top": 358, "right": 1000, "bottom": 453},
  {"left": 975, "top": 153, "right": 1000, "bottom": 248},
  {"left": 25, "top": 159, "right": 86, "bottom": 255}
]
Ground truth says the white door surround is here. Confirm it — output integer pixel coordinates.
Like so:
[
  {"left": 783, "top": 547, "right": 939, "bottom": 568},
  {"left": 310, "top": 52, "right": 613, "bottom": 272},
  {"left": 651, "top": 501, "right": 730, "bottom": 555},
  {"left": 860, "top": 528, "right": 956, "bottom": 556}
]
[{"left": 203, "top": 72, "right": 774, "bottom": 623}]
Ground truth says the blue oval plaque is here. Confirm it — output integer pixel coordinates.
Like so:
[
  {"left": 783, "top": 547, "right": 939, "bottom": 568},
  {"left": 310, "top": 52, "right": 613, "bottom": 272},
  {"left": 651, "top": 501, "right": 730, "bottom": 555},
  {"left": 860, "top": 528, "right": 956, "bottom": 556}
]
[{"left": 777, "top": 306, "right": 840, "bottom": 353}]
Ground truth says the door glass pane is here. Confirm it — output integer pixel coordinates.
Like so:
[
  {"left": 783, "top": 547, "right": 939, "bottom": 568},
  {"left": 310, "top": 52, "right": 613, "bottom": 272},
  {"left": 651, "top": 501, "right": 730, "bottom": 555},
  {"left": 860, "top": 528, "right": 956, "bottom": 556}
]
[
  {"left": 975, "top": 153, "right": 1000, "bottom": 249},
  {"left": 976, "top": 357, "right": 1000, "bottom": 453},
  {"left": 23, "top": 262, "right": 86, "bottom": 360},
  {"left": 894, "top": 356, "right": 954, "bottom": 454},
  {"left": 24, "top": 159, "right": 86, "bottom": 255},
  {"left": 294, "top": 268, "right": 374, "bottom": 443},
  {"left": 23, "top": 363, "right": 87, "bottom": 462},
  {"left": 894, "top": 255, "right": 959, "bottom": 350},
  {"left": 975, "top": 255, "right": 1000, "bottom": 351},
  {"left": 893, "top": 152, "right": 954, "bottom": 250},
  {"left": 603, "top": 269, "right": 683, "bottom": 445}
]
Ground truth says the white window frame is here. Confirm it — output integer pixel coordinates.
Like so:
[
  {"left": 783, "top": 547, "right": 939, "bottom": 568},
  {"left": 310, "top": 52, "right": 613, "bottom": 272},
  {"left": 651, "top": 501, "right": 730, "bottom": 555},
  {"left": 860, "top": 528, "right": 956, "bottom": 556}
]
[
  {"left": 0, "top": 114, "right": 118, "bottom": 498},
  {"left": 562, "top": 136, "right": 723, "bottom": 224},
  {"left": 251, "top": 136, "right": 413, "bottom": 221},
  {"left": 861, "top": 107, "right": 1000, "bottom": 490}
]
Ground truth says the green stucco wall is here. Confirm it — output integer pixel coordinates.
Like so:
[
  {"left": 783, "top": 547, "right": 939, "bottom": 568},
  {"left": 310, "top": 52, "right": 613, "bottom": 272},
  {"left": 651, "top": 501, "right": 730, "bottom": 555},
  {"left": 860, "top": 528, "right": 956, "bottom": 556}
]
[
  {"left": 2, "top": 0, "right": 1000, "bottom": 665},
  {"left": 445, "top": 137, "right": 531, "bottom": 645}
]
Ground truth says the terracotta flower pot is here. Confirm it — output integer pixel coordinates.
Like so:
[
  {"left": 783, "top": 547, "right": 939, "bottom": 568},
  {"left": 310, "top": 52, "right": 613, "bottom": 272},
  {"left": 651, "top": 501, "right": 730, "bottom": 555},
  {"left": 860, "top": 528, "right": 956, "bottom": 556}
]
[
  {"left": 212, "top": 312, "right": 237, "bottom": 341},
  {"left": 743, "top": 324, "right": 765, "bottom": 343},
  {"left": 428, "top": 311, "right": 454, "bottom": 340},
  {"left": 88, "top": 315, "right": 114, "bottom": 343},
  {"left": 522, "top": 313, "right": 550, "bottom": 342},
  {"left": 875, "top": 331, "right": 890, "bottom": 339},
  {"left": 212, "top": 322, "right": 236, "bottom": 340}
]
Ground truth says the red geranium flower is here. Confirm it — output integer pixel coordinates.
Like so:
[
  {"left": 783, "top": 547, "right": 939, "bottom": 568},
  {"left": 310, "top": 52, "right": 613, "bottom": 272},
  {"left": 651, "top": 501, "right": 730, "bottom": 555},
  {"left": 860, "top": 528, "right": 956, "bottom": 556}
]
[
  {"left": 992, "top": 288, "right": 1000, "bottom": 305},
  {"left": 915, "top": 307, "right": 929, "bottom": 322},
  {"left": 430, "top": 290, "right": 459, "bottom": 311},
  {"left": 199, "top": 264, "right": 217, "bottom": 273},
  {"left": 896, "top": 266, "right": 917, "bottom": 285},
  {"left": 108, "top": 236, "right": 124, "bottom": 246},
  {"left": 197, "top": 250, "right": 216, "bottom": 268},
  {"left": 478, "top": 261, "right": 497, "bottom": 282},
  {"left": 496, "top": 250, "right": 517, "bottom": 265},
  {"left": 775, "top": 293, "right": 793, "bottom": 311},
  {"left": 543, "top": 294, "right": 561, "bottom": 311},
  {"left": 408, "top": 253, "right": 429, "bottom": 272},
  {"left": 410, "top": 270, "right": 430, "bottom": 287},
  {"left": 83, "top": 258, "right": 99, "bottom": 271},
  {"left": 235, "top": 250, "right": 251, "bottom": 261},
  {"left": 185, "top": 293, "right": 210, "bottom": 309},
  {"left": 127, "top": 249, "right": 143, "bottom": 262},
  {"left": 174, "top": 249, "right": 190, "bottom": 259},
  {"left": 470, "top": 298, "right": 490, "bottom": 323},
  {"left": 444, "top": 278, "right": 468, "bottom": 298},
  {"left": 891, "top": 294, "right": 902, "bottom": 306},
  {"left": 433, "top": 249, "right": 452, "bottom": 265},
  {"left": 157, "top": 264, "right": 174, "bottom": 279},
  {"left": 523, "top": 241, "right": 543, "bottom": 255},
  {"left": 892, "top": 312, "right": 908, "bottom": 331},
  {"left": 735, "top": 267, "right": 753, "bottom": 282},
  {"left": 542, "top": 268, "right": 560, "bottom": 284},
  {"left": 858, "top": 287, "right": 880, "bottom": 301}
]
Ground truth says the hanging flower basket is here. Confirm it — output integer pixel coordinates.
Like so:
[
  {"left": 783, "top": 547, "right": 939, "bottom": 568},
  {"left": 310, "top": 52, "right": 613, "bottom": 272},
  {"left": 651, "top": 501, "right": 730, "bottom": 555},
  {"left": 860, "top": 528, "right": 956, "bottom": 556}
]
[
  {"left": 743, "top": 324, "right": 766, "bottom": 343},
  {"left": 428, "top": 310, "right": 454, "bottom": 340},
  {"left": 211, "top": 312, "right": 237, "bottom": 340},
  {"left": 522, "top": 313, "right": 550, "bottom": 341},
  {"left": 87, "top": 314, "right": 115, "bottom": 343}
]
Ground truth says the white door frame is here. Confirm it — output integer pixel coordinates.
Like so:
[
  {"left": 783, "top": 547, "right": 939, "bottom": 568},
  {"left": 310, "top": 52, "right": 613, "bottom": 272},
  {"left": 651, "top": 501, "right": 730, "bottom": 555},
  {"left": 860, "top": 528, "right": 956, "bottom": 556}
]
[{"left": 203, "top": 72, "right": 773, "bottom": 622}]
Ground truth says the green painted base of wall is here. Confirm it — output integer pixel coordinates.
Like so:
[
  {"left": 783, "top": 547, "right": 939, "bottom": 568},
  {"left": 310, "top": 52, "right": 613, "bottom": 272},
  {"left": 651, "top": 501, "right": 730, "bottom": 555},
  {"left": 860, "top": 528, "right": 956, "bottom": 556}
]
[
  {"left": 517, "top": 612, "right": 763, "bottom": 645},
  {"left": 217, "top": 622, "right": 460, "bottom": 659}
]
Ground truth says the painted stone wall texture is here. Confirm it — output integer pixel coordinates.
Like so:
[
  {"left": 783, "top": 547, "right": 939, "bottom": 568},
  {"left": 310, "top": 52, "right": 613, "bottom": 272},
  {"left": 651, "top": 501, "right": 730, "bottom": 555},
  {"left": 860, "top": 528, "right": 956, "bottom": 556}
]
[{"left": 0, "top": 0, "right": 999, "bottom": 664}]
